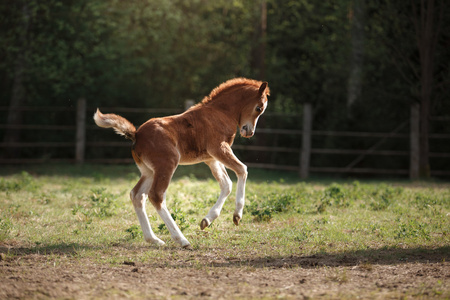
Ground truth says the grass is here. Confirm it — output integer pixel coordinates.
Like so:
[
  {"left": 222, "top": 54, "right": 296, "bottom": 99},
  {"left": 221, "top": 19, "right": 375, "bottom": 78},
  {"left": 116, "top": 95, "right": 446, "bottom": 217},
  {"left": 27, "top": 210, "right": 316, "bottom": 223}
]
[{"left": 0, "top": 164, "right": 449, "bottom": 262}]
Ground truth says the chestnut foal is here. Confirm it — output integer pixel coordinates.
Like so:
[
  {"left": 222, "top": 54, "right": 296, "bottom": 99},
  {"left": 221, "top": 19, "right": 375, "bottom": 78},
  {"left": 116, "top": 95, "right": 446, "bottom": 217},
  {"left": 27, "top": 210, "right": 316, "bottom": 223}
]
[{"left": 94, "top": 78, "right": 269, "bottom": 249}]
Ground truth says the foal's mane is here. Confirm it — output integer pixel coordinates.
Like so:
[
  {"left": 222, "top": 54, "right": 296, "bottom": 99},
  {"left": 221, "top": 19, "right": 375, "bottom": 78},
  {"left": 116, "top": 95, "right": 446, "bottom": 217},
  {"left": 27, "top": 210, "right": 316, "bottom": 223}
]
[{"left": 200, "top": 78, "right": 267, "bottom": 105}]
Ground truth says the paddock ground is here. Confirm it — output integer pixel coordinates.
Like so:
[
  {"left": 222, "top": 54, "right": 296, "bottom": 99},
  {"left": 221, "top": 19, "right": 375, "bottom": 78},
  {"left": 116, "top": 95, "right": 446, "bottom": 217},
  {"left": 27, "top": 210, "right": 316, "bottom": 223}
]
[{"left": 0, "top": 244, "right": 449, "bottom": 299}]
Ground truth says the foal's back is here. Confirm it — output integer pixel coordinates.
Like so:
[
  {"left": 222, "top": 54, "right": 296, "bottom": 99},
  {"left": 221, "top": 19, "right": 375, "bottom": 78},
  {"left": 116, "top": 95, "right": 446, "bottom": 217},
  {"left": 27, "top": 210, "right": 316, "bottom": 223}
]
[{"left": 134, "top": 105, "right": 237, "bottom": 166}]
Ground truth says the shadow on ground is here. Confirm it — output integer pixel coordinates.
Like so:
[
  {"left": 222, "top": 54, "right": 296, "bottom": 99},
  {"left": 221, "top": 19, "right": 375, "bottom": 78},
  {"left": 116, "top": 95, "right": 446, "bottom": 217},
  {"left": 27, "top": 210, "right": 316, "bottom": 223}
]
[{"left": 2, "top": 241, "right": 448, "bottom": 269}]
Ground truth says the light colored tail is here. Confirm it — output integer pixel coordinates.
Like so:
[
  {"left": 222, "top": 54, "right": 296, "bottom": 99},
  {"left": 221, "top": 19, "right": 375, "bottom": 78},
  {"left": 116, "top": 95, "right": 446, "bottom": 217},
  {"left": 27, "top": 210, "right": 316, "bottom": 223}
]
[{"left": 93, "top": 109, "right": 136, "bottom": 141}]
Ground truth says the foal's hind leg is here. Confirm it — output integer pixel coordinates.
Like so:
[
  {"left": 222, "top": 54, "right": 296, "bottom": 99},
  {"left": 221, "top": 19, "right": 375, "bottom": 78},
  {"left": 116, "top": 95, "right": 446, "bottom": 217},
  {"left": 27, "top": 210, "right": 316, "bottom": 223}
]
[
  {"left": 149, "top": 166, "right": 192, "bottom": 249},
  {"left": 130, "top": 172, "right": 165, "bottom": 246},
  {"left": 200, "top": 160, "right": 232, "bottom": 230}
]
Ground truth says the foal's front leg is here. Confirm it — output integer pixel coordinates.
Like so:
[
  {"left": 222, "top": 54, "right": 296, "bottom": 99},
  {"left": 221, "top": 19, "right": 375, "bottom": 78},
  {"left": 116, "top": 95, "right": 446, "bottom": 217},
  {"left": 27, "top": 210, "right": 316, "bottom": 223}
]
[
  {"left": 232, "top": 163, "right": 247, "bottom": 226},
  {"left": 210, "top": 143, "right": 248, "bottom": 226},
  {"left": 200, "top": 160, "right": 232, "bottom": 230}
]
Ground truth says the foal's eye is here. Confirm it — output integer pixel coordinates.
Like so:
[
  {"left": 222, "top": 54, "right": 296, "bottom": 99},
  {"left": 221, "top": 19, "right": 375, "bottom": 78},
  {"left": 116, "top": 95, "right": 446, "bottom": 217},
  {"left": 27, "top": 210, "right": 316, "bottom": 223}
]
[{"left": 256, "top": 106, "right": 262, "bottom": 113}]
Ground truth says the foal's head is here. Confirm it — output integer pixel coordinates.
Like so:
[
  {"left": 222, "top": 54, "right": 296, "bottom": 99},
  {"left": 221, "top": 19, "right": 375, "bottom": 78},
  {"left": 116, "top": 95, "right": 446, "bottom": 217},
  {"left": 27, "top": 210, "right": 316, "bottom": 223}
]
[{"left": 239, "top": 81, "right": 270, "bottom": 138}]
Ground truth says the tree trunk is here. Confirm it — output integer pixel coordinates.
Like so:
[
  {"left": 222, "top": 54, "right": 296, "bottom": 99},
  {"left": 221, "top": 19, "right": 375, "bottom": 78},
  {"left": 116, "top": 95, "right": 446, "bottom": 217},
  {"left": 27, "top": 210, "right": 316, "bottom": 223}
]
[
  {"left": 3, "top": 2, "right": 30, "bottom": 158},
  {"left": 250, "top": 0, "right": 267, "bottom": 80},
  {"left": 250, "top": 1, "right": 268, "bottom": 164},
  {"left": 413, "top": 0, "right": 444, "bottom": 177},
  {"left": 347, "top": 0, "right": 365, "bottom": 113}
]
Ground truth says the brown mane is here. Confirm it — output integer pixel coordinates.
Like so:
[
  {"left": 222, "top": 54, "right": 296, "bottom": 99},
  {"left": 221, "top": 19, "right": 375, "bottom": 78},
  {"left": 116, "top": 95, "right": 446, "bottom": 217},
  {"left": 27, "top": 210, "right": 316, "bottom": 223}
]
[{"left": 201, "top": 78, "right": 269, "bottom": 104}]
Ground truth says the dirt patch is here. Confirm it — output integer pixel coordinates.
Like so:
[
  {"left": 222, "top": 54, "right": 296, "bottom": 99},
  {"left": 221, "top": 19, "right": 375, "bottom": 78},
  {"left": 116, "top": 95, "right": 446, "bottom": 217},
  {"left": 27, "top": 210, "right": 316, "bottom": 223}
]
[{"left": 1, "top": 246, "right": 449, "bottom": 299}]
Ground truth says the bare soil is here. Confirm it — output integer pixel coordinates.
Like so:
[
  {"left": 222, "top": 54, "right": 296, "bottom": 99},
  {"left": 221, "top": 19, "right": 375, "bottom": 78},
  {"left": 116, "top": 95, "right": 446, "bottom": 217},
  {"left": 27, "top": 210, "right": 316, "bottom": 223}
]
[{"left": 1, "top": 245, "right": 449, "bottom": 299}]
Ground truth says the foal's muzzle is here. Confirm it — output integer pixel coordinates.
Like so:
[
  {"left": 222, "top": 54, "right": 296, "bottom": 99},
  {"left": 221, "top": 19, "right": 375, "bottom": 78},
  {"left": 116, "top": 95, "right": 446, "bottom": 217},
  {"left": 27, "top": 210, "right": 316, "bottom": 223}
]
[{"left": 241, "top": 125, "right": 254, "bottom": 138}]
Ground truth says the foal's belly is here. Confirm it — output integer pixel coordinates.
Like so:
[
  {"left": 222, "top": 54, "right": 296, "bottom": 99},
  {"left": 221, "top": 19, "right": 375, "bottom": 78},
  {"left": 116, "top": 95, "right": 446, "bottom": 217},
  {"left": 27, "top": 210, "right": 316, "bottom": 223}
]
[{"left": 179, "top": 152, "right": 213, "bottom": 165}]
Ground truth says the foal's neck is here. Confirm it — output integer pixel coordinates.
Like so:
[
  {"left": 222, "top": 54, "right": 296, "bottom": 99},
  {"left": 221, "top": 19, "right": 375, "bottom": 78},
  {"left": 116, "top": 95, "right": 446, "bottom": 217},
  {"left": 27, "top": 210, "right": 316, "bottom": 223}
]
[{"left": 202, "top": 91, "right": 244, "bottom": 121}]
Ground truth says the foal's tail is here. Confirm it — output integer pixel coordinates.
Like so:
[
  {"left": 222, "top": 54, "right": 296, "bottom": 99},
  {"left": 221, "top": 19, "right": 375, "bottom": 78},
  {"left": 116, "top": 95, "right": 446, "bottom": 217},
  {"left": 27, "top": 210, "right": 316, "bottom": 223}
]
[{"left": 93, "top": 109, "right": 136, "bottom": 142}]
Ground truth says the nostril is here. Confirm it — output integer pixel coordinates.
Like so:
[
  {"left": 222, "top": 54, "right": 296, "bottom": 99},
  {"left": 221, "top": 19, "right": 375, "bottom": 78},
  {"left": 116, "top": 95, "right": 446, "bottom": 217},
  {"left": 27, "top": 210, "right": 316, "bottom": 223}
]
[{"left": 242, "top": 125, "right": 248, "bottom": 131}]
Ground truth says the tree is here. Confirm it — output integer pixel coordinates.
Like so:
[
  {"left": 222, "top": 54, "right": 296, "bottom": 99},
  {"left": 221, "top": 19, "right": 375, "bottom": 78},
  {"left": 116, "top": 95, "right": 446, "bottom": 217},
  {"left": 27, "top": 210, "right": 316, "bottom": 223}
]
[
  {"left": 373, "top": 0, "right": 448, "bottom": 177},
  {"left": 266, "top": 1, "right": 350, "bottom": 117},
  {"left": 1, "top": 1, "right": 31, "bottom": 157},
  {"left": 413, "top": 0, "right": 447, "bottom": 177},
  {"left": 250, "top": 0, "right": 267, "bottom": 80}
]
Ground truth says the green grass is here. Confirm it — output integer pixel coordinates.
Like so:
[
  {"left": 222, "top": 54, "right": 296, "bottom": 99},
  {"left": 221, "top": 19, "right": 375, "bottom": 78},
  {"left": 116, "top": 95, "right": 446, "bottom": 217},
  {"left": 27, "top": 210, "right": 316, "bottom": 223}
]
[{"left": 0, "top": 164, "right": 449, "bottom": 263}]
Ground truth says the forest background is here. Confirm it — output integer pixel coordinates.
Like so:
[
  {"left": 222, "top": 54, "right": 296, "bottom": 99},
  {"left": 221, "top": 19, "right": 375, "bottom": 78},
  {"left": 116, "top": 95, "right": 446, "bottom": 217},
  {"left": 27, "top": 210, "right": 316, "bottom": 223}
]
[{"left": 0, "top": 0, "right": 449, "bottom": 178}]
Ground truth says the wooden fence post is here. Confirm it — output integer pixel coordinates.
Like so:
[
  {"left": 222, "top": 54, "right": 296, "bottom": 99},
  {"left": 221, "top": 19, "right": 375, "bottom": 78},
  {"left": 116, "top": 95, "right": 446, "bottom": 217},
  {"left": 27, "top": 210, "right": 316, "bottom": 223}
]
[
  {"left": 75, "top": 98, "right": 86, "bottom": 164},
  {"left": 300, "top": 103, "right": 312, "bottom": 178},
  {"left": 410, "top": 103, "right": 420, "bottom": 179}
]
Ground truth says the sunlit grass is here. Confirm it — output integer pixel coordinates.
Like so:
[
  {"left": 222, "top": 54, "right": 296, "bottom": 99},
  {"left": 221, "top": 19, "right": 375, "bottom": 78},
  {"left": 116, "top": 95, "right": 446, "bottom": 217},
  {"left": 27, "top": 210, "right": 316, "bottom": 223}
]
[{"left": 0, "top": 164, "right": 449, "bottom": 266}]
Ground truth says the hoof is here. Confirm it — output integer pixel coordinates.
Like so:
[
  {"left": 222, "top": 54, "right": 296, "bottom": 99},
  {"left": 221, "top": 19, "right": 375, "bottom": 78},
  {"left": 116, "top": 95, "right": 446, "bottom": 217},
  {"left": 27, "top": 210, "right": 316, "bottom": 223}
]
[
  {"left": 233, "top": 214, "right": 241, "bottom": 226},
  {"left": 147, "top": 237, "right": 165, "bottom": 246},
  {"left": 182, "top": 244, "right": 194, "bottom": 251},
  {"left": 155, "top": 240, "right": 166, "bottom": 247},
  {"left": 200, "top": 218, "right": 210, "bottom": 230}
]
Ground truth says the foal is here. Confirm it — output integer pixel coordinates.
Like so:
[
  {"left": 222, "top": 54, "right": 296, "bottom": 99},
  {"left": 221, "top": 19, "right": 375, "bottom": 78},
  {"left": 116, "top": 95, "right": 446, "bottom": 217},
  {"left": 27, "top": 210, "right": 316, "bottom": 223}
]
[{"left": 94, "top": 78, "right": 269, "bottom": 249}]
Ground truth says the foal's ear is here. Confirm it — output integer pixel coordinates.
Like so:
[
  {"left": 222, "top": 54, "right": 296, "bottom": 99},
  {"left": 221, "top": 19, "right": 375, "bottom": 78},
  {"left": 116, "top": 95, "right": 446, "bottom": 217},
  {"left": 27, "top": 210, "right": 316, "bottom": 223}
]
[{"left": 258, "top": 81, "right": 268, "bottom": 95}]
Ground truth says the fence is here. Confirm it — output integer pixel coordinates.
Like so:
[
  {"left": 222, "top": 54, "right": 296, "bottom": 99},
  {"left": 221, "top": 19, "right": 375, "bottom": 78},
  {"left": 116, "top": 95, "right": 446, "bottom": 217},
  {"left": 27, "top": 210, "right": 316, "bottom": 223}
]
[{"left": 1, "top": 99, "right": 449, "bottom": 178}]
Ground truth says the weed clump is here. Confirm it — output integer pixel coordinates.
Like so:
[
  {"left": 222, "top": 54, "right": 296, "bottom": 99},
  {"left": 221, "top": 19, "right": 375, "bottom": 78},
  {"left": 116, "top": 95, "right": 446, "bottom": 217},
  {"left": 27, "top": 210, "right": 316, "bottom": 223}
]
[
  {"left": 248, "top": 193, "right": 296, "bottom": 222},
  {"left": 317, "top": 184, "right": 351, "bottom": 213},
  {"left": 158, "top": 199, "right": 194, "bottom": 233},
  {"left": 369, "top": 185, "right": 402, "bottom": 211},
  {"left": 413, "top": 193, "right": 440, "bottom": 210},
  {"left": 72, "top": 187, "right": 120, "bottom": 220},
  {"left": 0, "top": 218, "right": 13, "bottom": 242},
  {"left": 125, "top": 225, "right": 142, "bottom": 239},
  {"left": 0, "top": 171, "right": 37, "bottom": 192},
  {"left": 396, "top": 219, "right": 430, "bottom": 240}
]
